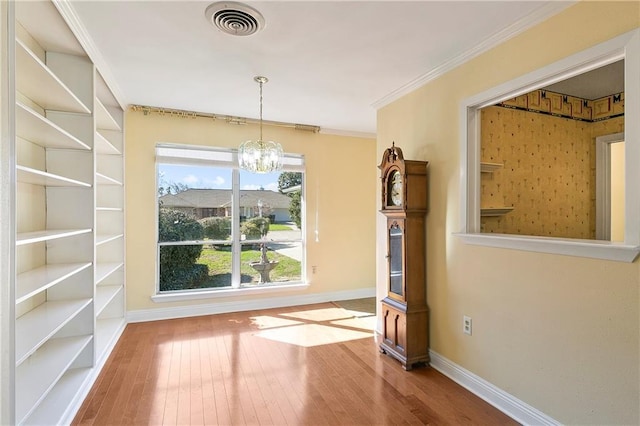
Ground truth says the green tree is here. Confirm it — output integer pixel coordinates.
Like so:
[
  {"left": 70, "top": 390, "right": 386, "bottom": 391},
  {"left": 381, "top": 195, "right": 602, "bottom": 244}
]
[
  {"left": 278, "top": 172, "right": 302, "bottom": 229},
  {"left": 278, "top": 172, "right": 302, "bottom": 192},
  {"left": 289, "top": 191, "right": 301, "bottom": 228},
  {"left": 157, "top": 171, "right": 189, "bottom": 196}
]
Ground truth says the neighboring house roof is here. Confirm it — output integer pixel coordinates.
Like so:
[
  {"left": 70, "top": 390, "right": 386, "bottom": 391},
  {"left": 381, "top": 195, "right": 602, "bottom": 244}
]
[{"left": 159, "top": 189, "right": 291, "bottom": 209}]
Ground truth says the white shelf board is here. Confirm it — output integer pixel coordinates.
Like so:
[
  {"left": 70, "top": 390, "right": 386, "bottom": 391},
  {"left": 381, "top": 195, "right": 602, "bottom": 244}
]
[
  {"left": 22, "top": 367, "right": 92, "bottom": 426},
  {"left": 95, "top": 130, "right": 120, "bottom": 154},
  {"left": 481, "top": 207, "right": 515, "bottom": 217},
  {"left": 95, "top": 285, "right": 123, "bottom": 317},
  {"left": 15, "top": 298, "right": 92, "bottom": 365},
  {"left": 480, "top": 162, "right": 504, "bottom": 173},
  {"left": 96, "top": 172, "right": 122, "bottom": 186},
  {"left": 16, "top": 39, "right": 90, "bottom": 114},
  {"left": 17, "top": 165, "right": 91, "bottom": 188},
  {"left": 96, "top": 206, "right": 122, "bottom": 212},
  {"left": 17, "top": 228, "right": 92, "bottom": 246},
  {"left": 96, "top": 317, "right": 126, "bottom": 361},
  {"left": 16, "top": 262, "right": 92, "bottom": 304},
  {"left": 16, "top": 335, "right": 92, "bottom": 424},
  {"left": 96, "top": 234, "right": 123, "bottom": 246},
  {"left": 95, "top": 98, "right": 121, "bottom": 131},
  {"left": 96, "top": 262, "right": 123, "bottom": 284},
  {"left": 16, "top": 102, "right": 90, "bottom": 150}
]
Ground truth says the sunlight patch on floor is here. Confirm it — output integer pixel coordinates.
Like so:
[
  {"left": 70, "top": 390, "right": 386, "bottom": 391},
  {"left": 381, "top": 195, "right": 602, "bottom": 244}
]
[
  {"left": 340, "top": 308, "right": 376, "bottom": 318},
  {"left": 279, "top": 307, "right": 355, "bottom": 322},
  {"left": 330, "top": 315, "right": 376, "bottom": 330},
  {"left": 250, "top": 315, "right": 303, "bottom": 329},
  {"left": 255, "top": 323, "right": 373, "bottom": 347}
]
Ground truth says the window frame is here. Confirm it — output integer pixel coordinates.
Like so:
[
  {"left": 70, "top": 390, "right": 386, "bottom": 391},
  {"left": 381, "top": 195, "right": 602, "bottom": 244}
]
[
  {"left": 455, "top": 29, "right": 640, "bottom": 262},
  {"left": 154, "top": 143, "right": 306, "bottom": 297}
]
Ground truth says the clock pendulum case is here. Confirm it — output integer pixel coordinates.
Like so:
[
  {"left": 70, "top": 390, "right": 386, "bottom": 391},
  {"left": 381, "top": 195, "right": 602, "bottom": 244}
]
[{"left": 378, "top": 142, "right": 429, "bottom": 370}]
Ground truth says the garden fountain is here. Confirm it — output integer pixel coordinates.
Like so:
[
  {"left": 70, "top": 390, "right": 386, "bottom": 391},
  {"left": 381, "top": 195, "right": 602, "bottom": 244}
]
[{"left": 250, "top": 243, "right": 278, "bottom": 283}]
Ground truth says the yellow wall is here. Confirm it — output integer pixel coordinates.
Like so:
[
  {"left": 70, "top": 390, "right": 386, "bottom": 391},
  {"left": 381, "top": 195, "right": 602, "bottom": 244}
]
[
  {"left": 377, "top": 1, "right": 639, "bottom": 424},
  {"left": 125, "top": 110, "right": 376, "bottom": 311}
]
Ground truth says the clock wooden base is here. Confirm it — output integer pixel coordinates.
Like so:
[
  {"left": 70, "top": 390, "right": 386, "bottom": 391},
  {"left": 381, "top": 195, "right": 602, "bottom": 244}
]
[{"left": 379, "top": 297, "right": 429, "bottom": 370}]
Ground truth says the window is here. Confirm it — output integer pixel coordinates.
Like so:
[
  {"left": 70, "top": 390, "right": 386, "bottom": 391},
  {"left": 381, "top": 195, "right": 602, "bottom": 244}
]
[
  {"left": 456, "top": 29, "right": 640, "bottom": 262},
  {"left": 156, "top": 144, "right": 305, "bottom": 293}
]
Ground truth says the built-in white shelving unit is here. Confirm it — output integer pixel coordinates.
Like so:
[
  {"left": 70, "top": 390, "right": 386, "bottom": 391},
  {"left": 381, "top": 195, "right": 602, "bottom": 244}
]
[
  {"left": 16, "top": 102, "right": 91, "bottom": 150},
  {"left": 15, "top": 39, "right": 90, "bottom": 114},
  {"left": 94, "top": 70, "right": 126, "bottom": 372},
  {"left": 7, "top": 1, "right": 127, "bottom": 424},
  {"left": 17, "top": 165, "right": 92, "bottom": 187},
  {"left": 16, "top": 263, "right": 92, "bottom": 304}
]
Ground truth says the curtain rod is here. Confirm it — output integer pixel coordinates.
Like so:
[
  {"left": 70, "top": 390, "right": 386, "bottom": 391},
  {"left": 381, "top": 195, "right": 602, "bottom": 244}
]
[{"left": 129, "top": 104, "right": 321, "bottom": 133}]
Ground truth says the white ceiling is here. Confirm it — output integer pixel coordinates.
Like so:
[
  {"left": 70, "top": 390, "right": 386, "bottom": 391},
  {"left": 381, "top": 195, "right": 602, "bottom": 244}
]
[
  {"left": 542, "top": 60, "right": 624, "bottom": 100},
  {"left": 68, "top": 1, "right": 575, "bottom": 136}
]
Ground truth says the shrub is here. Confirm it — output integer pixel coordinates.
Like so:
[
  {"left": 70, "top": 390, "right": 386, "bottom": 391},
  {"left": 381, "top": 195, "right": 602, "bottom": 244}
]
[
  {"left": 199, "top": 216, "right": 231, "bottom": 240},
  {"left": 159, "top": 208, "right": 204, "bottom": 243},
  {"left": 160, "top": 264, "right": 208, "bottom": 291},
  {"left": 241, "top": 217, "right": 270, "bottom": 240},
  {"left": 158, "top": 208, "right": 206, "bottom": 290}
]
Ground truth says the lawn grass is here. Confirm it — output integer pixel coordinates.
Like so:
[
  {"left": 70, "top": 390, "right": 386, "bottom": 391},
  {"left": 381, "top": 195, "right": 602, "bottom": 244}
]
[
  {"left": 193, "top": 245, "right": 301, "bottom": 288},
  {"left": 268, "top": 223, "right": 293, "bottom": 231}
]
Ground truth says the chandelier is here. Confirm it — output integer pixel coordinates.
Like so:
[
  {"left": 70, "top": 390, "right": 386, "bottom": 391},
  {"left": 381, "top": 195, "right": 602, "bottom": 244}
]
[{"left": 238, "top": 76, "right": 283, "bottom": 173}]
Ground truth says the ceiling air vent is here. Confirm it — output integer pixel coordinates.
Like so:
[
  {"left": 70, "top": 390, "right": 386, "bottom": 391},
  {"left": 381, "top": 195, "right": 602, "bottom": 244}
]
[{"left": 205, "top": 2, "right": 265, "bottom": 36}]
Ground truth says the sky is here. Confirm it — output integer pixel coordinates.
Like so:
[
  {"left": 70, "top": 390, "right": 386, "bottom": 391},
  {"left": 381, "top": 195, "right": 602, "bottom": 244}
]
[{"left": 158, "top": 164, "right": 281, "bottom": 192}]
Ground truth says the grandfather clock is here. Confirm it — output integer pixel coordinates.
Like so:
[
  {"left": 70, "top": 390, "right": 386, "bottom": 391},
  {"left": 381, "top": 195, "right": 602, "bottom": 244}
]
[{"left": 379, "top": 142, "right": 429, "bottom": 370}]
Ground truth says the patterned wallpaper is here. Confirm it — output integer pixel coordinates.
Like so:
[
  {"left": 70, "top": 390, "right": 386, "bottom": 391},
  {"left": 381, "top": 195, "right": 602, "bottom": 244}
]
[
  {"left": 480, "top": 91, "right": 624, "bottom": 238},
  {"left": 499, "top": 89, "right": 624, "bottom": 122}
]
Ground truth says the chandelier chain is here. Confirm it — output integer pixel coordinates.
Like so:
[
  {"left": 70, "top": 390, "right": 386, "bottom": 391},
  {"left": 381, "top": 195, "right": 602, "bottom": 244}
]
[{"left": 259, "top": 78, "right": 263, "bottom": 142}]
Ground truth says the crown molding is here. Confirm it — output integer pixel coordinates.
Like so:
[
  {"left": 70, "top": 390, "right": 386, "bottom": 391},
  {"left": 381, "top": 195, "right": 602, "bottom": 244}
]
[
  {"left": 371, "top": 1, "right": 576, "bottom": 110},
  {"left": 52, "top": 0, "right": 127, "bottom": 109}
]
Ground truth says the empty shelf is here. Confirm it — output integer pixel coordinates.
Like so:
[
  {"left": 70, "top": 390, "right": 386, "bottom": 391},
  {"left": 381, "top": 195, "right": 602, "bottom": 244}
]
[{"left": 16, "top": 262, "right": 92, "bottom": 304}]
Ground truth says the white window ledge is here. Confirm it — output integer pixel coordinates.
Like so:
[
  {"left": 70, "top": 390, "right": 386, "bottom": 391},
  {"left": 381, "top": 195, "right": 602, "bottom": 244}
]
[
  {"left": 454, "top": 233, "right": 640, "bottom": 263},
  {"left": 152, "top": 282, "right": 310, "bottom": 303}
]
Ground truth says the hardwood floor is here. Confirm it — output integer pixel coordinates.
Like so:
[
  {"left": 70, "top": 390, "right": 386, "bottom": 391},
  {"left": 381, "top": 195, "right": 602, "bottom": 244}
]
[{"left": 73, "top": 303, "right": 518, "bottom": 425}]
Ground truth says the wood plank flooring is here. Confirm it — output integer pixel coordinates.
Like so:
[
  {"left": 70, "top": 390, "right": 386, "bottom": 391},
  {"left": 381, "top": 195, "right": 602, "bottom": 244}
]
[{"left": 73, "top": 303, "right": 518, "bottom": 425}]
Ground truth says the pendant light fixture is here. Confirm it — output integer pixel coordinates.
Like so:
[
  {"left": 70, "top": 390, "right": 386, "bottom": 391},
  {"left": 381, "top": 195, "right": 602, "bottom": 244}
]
[{"left": 238, "top": 76, "right": 283, "bottom": 173}]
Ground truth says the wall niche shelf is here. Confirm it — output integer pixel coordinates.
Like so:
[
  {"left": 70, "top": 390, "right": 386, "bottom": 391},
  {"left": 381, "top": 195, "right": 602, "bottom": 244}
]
[
  {"left": 481, "top": 207, "right": 514, "bottom": 217},
  {"left": 480, "top": 162, "right": 503, "bottom": 173}
]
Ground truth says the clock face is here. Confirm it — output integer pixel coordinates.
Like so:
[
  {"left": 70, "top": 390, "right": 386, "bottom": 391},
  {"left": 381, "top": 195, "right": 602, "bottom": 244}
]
[{"left": 389, "top": 171, "right": 403, "bottom": 206}]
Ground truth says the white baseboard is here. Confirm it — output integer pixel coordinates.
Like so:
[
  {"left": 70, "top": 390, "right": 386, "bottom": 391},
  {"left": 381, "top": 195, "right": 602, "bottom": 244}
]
[
  {"left": 127, "top": 287, "right": 376, "bottom": 323},
  {"left": 429, "top": 350, "right": 559, "bottom": 426}
]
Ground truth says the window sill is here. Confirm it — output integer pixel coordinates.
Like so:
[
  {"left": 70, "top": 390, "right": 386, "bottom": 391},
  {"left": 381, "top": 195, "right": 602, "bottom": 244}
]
[
  {"left": 152, "top": 282, "right": 310, "bottom": 303},
  {"left": 454, "top": 232, "right": 640, "bottom": 262}
]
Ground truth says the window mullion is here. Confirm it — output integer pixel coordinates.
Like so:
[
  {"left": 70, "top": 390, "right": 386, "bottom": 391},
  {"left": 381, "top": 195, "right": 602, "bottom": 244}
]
[{"left": 231, "top": 169, "right": 241, "bottom": 288}]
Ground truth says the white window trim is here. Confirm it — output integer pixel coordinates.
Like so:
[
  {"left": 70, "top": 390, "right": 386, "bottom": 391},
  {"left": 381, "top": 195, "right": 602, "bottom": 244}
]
[
  {"left": 595, "top": 132, "right": 625, "bottom": 241},
  {"left": 455, "top": 29, "right": 640, "bottom": 263},
  {"left": 151, "top": 282, "right": 310, "bottom": 303},
  {"left": 155, "top": 143, "right": 306, "bottom": 295}
]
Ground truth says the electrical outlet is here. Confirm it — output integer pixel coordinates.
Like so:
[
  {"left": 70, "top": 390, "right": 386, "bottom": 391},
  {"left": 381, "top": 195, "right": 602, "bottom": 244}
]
[
  {"left": 312, "top": 265, "right": 317, "bottom": 274},
  {"left": 463, "top": 315, "right": 472, "bottom": 335}
]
